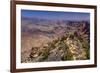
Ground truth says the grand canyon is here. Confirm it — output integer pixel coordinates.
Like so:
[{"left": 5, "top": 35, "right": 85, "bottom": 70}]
[{"left": 21, "top": 10, "right": 90, "bottom": 63}]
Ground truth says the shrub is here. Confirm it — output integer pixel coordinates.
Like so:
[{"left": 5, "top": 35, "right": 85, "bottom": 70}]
[
  {"left": 41, "top": 49, "right": 50, "bottom": 60},
  {"left": 47, "top": 42, "right": 55, "bottom": 49},
  {"left": 62, "top": 49, "right": 73, "bottom": 60}
]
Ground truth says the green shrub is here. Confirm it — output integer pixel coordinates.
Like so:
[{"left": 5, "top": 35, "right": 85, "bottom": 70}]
[
  {"left": 47, "top": 42, "right": 55, "bottom": 49},
  {"left": 41, "top": 49, "right": 50, "bottom": 60},
  {"left": 58, "top": 41, "right": 69, "bottom": 51},
  {"left": 62, "top": 49, "right": 73, "bottom": 60}
]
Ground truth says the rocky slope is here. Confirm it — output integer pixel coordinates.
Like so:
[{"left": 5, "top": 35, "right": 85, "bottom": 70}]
[{"left": 21, "top": 31, "right": 90, "bottom": 63}]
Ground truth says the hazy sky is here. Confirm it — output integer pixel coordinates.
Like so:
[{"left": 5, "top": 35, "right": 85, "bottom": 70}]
[{"left": 21, "top": 9, "right": 90, "bottom": 21}]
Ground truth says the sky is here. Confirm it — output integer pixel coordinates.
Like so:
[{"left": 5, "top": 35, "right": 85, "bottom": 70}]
[{"left": 21, "top": 9, "right": 90, "bottom": 21}]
